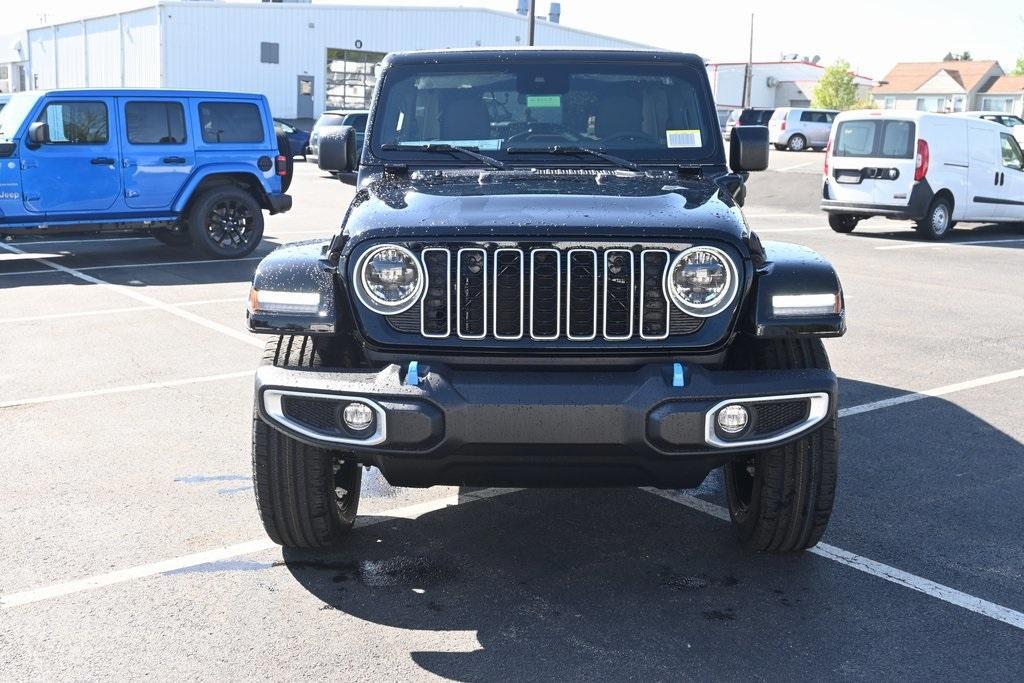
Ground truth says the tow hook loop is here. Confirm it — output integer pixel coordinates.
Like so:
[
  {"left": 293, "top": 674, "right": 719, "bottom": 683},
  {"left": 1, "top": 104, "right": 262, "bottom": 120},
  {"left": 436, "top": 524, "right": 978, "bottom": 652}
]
[
  {"left": 406, "top": 361, "right": 421, "bottom": 387},
  {"left": 672, "top": 362, "right": 687, "bottom": 388}
]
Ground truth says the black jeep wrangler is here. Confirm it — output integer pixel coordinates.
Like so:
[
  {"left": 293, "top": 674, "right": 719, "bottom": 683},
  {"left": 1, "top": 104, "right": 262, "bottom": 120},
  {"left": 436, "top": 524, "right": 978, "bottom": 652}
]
[{"left": 246, "top": 49, "right": 846, "bottom": 553}]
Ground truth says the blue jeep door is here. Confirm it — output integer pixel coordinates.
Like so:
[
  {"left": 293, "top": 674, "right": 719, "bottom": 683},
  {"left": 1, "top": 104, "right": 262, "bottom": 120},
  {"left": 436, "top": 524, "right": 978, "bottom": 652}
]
[
  {"left": 120, "top": 98, "right": 194, "bottom": 209},
  {"left": 20, "top": 98, "right": 121, "bottom": 214}
]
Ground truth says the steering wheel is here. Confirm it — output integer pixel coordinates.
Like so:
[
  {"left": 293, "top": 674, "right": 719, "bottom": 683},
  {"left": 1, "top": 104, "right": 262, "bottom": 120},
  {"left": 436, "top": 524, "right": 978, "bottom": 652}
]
[
  {"left": 506, "top": 123, "right": 582, "bottom": 145},
  {"left": 601, "top": 131, "right": 661, "bottom": 146}
]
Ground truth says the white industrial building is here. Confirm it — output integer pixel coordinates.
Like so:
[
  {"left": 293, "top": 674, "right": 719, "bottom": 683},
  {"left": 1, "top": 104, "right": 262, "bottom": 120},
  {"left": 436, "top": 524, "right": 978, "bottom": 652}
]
[
  {"left": 25, "top": 0, "right": 648, "bottom": 120},
  {"left": 707, "top": 60, "right": 876, "bottom": 115}
]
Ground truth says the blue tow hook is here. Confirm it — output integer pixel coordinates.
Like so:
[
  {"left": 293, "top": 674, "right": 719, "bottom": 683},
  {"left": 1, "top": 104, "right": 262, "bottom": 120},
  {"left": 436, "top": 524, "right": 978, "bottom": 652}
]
[
  {"left": 406, "top": 360, "right": 421, "bottom": 386},
  {"left": 672, "top": 362, "right": 687, "bottom": 388}
]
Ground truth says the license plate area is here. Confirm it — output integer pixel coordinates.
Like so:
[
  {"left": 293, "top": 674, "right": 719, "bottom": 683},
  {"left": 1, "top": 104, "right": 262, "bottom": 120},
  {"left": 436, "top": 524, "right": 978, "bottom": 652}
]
[{"left": 835, "top": 169, "right": 863, "bottom": 184}]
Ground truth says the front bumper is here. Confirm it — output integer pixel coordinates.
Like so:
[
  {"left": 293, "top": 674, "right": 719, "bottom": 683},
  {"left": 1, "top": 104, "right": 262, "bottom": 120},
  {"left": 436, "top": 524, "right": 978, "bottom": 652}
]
[{"left": 255, "top": 362, "right": 837, "bottom": 488}]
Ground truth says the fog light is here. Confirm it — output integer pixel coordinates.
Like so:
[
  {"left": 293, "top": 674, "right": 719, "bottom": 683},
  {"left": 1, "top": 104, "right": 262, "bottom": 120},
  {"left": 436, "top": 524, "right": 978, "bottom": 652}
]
[
  {"left": 343, "top": 402, "right": 374, "bottom": 432},
  {"left": 716, "top": 404, "right": 749, "bottom": 434}
]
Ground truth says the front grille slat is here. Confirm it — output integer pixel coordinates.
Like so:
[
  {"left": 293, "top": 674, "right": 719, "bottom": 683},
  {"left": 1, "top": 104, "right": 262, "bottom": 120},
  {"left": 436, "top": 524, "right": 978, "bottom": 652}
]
[
  {"left": 386, "top": 244, "right": 707, "bottom": 342},
  {"left": 457, "top": 248, "right": 487, "bottom": 339}
]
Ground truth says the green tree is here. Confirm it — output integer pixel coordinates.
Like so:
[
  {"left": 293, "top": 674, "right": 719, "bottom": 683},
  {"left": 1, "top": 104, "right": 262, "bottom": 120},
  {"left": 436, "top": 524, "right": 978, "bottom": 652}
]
[
  {"left": 1013, "top": 56, "right": 1024, "bottom": 76},
  {"left": 811, "top": 59, "right": 861, "bottom": 111}
]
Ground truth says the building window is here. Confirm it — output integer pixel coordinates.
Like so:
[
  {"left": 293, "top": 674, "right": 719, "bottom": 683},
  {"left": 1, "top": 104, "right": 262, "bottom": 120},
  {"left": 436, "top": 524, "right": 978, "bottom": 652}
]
[
  {"left": 883, "top": 96, "right": 895, "bottom": 109},
  {"left": 38, "top": 101, "right": 108, "bottom": 144},
  {"left": 981, "top": 97, "right": 1013, "bottom": 113},
  {"left": 261, "top": 42, "right": 280, "bottom": 65},
  {"left": 952, "top": 95, "right": 965, "bottom": 112},
  {"left": 0, "top": 65, "right": 8, "bottom": 80},
  {"left": 125, "top": 101, "right": 187, "bottom": 144},
  {"left": 198, "top": 102, "right": 264, "bottom": 143},
  {"left": 325, "top": 48, "right": 386, "bottom": 110},
  {"left": 915, "top": 97, "right": 944, "bottom": 112}
]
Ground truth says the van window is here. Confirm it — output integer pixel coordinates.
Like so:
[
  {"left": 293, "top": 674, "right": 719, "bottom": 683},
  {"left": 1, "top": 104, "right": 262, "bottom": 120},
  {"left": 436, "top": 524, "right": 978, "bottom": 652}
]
[
  {"left": 125, "top": 101, "right": 187, "bottom": 144},
  {"left": 1000, "top": 134, "right": 1023, "bottom": 170},
  {"left": 198, "top": 102, "right": 264, "bottom": 143},
  {"left": 38, "top": 101, "right": 108, "bottom": 144},
  {"left": 834, "top": 119, "right": 915, "bottom": 159}
]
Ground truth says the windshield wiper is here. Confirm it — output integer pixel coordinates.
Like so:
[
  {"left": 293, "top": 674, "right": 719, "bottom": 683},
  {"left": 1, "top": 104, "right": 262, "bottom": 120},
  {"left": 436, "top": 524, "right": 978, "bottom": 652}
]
[
  {"left": 505, "top": 145, "right": 640, "bottom": 173},
  {"left": 381, "top": 143, "right": 505, "bottom": 169}
]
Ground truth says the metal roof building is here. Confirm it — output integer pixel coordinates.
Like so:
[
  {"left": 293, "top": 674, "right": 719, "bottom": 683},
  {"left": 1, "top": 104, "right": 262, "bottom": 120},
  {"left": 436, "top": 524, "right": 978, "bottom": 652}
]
[{"left": 26, "top": 0, "right": 648, "bottom": 120}]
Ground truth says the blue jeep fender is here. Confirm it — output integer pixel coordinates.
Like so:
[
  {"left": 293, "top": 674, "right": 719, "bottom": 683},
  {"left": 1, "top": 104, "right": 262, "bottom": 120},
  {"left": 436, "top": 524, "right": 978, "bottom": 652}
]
[{"left": 172, "top": 163, "right": 280, "bottom": 214}]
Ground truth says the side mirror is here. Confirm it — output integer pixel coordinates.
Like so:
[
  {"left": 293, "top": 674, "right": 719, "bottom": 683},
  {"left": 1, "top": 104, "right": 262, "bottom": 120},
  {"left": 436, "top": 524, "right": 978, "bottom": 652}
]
[
  {"left": 317, "top": 125, "right": 357, "bottom": 174},
  {"left": 27, "top": 121, "right": 49, "bottom": 148},
  {"left": 730, "top": 125, "right": 769, "bottom": 173}
]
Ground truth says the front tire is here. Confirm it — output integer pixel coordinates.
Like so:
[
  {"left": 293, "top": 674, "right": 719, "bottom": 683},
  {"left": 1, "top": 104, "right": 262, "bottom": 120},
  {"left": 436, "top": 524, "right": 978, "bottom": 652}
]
[
  {"left": 187, "top": 187, "right": 264, "bottom": 259},
  {"left": 787, "top": 134, "right": 807, "bottom": 152},
  {"left": 724, "top": 338, "right": 838, "bottom": 553},
  {"left": 252, "top": 335, "right": 362, "bottom": 549},
  {"left": 828, "top": 214, "right": 859, "bottom": 233},
  {"left": 915, "top": 196, "right": 955, "bottom": 240}
]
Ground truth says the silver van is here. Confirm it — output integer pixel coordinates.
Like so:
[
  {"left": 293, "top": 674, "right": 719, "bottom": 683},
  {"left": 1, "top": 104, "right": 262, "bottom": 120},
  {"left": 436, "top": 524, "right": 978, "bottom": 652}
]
[{"left": 768, "top": 107, "right": 838, "bottom": 151}]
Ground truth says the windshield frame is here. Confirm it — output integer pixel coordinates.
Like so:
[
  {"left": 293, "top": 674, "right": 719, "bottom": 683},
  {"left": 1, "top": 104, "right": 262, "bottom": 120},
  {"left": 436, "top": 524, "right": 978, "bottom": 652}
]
[
  {"left": 367, "top": 57, "right": 725, "bottom": 169},
  {"left": 0, "top": 92, "right": 42, "bottom": 142}
]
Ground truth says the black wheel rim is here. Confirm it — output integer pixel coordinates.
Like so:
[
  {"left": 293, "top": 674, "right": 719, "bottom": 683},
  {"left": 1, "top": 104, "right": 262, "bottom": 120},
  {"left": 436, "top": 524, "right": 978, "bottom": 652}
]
[
  {"left": 205, "top": 199, "right": 254, "bottom": 250},
  {"left": 728, "top": 457, "right": 757, "bottom": 514}
]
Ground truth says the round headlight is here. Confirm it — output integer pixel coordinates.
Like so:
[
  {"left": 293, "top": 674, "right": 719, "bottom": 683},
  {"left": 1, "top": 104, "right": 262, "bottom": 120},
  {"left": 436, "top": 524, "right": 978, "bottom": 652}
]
[
  {"left": 355, "top": 244, "right": 423, "bottom": 315},
  {"left": 666, "top": 246, "right": 738, "bottom": 317}
]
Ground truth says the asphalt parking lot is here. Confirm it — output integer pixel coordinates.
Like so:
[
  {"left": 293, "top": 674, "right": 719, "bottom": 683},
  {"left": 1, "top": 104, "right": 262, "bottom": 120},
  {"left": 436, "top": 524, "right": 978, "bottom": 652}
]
[{"left": 2, "top": 158, "right": 1023, "bottom": 679}]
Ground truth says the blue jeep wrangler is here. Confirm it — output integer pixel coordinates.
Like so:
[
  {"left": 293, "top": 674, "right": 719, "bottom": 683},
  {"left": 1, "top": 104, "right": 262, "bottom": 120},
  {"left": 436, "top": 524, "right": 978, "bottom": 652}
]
[{"left": 0, "top": 89, "right": 292, "bottom": 258}]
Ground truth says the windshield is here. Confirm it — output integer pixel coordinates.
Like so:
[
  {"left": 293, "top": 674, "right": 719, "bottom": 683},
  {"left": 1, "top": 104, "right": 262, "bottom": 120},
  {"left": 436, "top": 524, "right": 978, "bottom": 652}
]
[
  {"left": 0, "top": 92, "right": 41, "bottom": 141},
  {"left": 372, "top": 60, "right": 719, "bottom": 165}
]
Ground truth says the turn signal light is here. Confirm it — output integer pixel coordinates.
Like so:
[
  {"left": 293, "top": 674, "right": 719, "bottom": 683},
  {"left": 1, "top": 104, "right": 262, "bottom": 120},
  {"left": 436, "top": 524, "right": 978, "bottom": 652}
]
[
  {"left": 275, "top": 155, "right": 288, "bottom": 176},
  {"left": 914, "top": 139, "right": 929, "bottom": 181}
]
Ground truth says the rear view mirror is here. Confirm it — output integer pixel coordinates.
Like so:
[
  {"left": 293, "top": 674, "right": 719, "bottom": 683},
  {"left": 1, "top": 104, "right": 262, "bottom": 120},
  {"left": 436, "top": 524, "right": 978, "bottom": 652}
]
[
  {"left": 730, "top": 125, "right": 769, "bottom": 172},
  {"left": 27, "top": 121, "right": 49, "bottom": 148},
  {"left": 317, "top": 125, "right": 357, "bottom": 174}
]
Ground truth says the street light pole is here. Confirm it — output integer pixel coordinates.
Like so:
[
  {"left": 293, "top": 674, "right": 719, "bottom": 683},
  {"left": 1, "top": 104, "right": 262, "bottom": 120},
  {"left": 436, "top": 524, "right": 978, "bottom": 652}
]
[
  {"left": 742, "top": 13, "right": 754, "bottom": 108},
  {"left": 528, "top": 0, "right": 537, "bottom": 46}
]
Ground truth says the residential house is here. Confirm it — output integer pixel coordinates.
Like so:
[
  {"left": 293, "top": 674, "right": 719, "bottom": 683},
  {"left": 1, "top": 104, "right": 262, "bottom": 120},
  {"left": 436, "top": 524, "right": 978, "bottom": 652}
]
[
  {"left": 976, "top": 75, "right": 1024, "bottom": 115},
  {"left": 872, "top": 60, "right": 1004, "bottom": 113}
]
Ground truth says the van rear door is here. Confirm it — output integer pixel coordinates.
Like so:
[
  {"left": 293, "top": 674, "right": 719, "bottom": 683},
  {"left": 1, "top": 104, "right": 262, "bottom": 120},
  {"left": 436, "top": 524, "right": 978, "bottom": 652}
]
[{"left": 829, "top": 117, "right": 917, "bottom": 208}]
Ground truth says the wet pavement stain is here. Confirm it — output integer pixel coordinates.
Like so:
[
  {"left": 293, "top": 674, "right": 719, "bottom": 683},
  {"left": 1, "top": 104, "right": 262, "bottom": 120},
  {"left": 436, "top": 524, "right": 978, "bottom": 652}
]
[
  {"left": 659, "top": 569, "right": 740, "bottom": 591},
  {"left": 702, "top": 608, "right": 736, "bottom": 621},
  {"left": 279, "top": 556, "right": 457, "bottom": 590}
]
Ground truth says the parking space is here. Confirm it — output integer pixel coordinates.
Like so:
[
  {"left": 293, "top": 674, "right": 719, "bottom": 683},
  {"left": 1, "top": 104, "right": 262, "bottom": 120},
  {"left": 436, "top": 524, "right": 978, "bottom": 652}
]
[{"left": 2, "top": 162, "right": 1023, "bottom": 678}]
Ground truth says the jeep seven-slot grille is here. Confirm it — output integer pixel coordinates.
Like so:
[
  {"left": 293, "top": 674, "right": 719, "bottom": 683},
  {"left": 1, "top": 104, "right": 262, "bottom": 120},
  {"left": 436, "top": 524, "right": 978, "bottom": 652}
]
[{"left": 388, "top": 245, "right": 704, "bottom": 342}]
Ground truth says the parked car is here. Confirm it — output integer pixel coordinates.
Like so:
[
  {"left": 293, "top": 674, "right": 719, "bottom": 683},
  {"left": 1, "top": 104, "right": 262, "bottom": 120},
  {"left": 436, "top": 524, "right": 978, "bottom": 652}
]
[
  {"left": 307, "top": 109, "right": 368, "bottom": 169},
  {"left": 274, "top": 119, "right": 310, "bottom": 158},
  {"left": 724, "top": 107, "right": 774, "bottom": 140},
  {"left": 821, "top": 111, "right": 1024, "bottom": 239},
  {"left": 953, "top": 111, "right": 1024, "bottom": 145},
  {"left": 245, "top": 49, "right": 847, "bottom": 555},
  {"left": 0, "top": 93, "right": 10, "bottom": 112},
  {"left": 0, "top": 89, "right": 291, "bottom": 257},
  {"left": 769, "top": 107, "right": 838, "bottom": 151}
]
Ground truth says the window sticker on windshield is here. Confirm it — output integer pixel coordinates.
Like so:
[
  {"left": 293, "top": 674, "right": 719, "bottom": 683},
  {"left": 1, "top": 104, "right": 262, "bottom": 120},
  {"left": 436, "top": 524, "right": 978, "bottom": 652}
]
[
  {"left": 666, "top": 129, "right": 702, "bottom": 148},
  {"left": 527, "top": 95, "right": 561, "bottom": 108}
]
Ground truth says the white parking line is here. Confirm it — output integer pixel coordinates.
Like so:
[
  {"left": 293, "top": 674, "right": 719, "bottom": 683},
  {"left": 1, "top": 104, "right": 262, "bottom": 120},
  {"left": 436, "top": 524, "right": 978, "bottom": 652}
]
[
  {"left": 752, "top": 226, "right": 828, "bottom": 233},
  {"left": 0, "top": 297, "right": 247, "bottom": 325},
  {"left": 0, "top": 243, "right": 262, "bottom": 348},
  {"left": 744, "top": 212, "right": 822, "bottom": 219},
  {"left": 0, "top": 487, "right": 519, "bottom": 608},
  {"left": 0, "top": 370, "right": 255, "bottom": 409},
  {"left": 0, "top": 255, "right": 262, "bottom": 277},
  {"left": 644, "top": 489, "right": 1024, "bottom": 632},
  {"left": 839, "top": 368, "right": 1024, "bottom": 418},
  {"left": 775, "top": 160, "right": 821, "bottom": 172},
  {"left": 875, "top": 238, "right": 1024, "bottom": 251},
  {"left": 5, "top": 236, "right": 156, "bottom": 247}
]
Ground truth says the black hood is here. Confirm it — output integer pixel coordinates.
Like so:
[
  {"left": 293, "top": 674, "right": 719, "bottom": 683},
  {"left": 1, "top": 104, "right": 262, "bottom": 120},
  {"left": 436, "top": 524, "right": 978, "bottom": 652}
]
[{"left": 339, "top": 170, "right": 752, "bottom": 246}]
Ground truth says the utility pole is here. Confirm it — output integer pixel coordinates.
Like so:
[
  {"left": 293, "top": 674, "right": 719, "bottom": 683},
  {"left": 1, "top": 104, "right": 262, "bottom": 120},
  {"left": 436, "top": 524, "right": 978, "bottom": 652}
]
[
  {"left": 742, "top": 13, "right": 754, "bottom": 108},
  {"left": 528, "top": 0, "right": 537, "bottom": 46}
]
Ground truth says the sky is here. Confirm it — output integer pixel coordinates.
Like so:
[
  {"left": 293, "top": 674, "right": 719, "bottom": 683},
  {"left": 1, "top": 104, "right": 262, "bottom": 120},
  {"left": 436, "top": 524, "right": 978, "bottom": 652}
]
[{"left": 6, "top": 0, "right": 1023, "bottom": 80}]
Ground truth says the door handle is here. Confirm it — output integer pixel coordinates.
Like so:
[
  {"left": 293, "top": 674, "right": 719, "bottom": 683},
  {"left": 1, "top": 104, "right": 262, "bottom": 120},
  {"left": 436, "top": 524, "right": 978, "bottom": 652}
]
[
  {"left": 91, "top": 157, "right": 115, "bottom": 165},
  {"left": 162, "top": 156, "right": 187, "bottom": 165}
]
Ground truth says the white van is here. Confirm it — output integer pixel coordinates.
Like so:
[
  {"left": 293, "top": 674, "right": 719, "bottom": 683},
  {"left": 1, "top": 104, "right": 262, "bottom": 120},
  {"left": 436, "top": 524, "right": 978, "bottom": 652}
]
[{"left": 821, "top": 111, "right": 1024, "bottom": 239}]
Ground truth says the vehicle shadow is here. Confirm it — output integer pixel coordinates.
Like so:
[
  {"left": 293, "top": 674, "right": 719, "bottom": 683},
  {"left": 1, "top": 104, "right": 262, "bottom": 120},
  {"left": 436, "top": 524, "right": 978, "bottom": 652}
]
[
  {"left": 839, "top": 220, "right": 1024, "bottom": 247},
  {"left": 279, "top": 377, "right": 1024, "bottom": 679}
]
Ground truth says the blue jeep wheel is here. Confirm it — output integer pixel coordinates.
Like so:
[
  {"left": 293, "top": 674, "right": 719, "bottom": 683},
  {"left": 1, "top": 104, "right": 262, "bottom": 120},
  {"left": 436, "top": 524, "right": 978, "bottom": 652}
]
[{"left": 188, "top": 186, "right": 264, "bottom": 258}]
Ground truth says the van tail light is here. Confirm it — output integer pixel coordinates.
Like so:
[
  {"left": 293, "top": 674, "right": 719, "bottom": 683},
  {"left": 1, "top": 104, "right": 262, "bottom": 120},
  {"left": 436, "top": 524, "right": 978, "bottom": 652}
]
[
  {"left": 914, "top": 139, "right": 929, "bottom": 181},
  {"left": 780, "top": 120, "right": 787, "bottom": 131},
  {"left": 275, "top": 155, "right": 288, "bottom": 176},
  {"left": 823, "top": 139, "right": 831, "bottom": 177}
]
